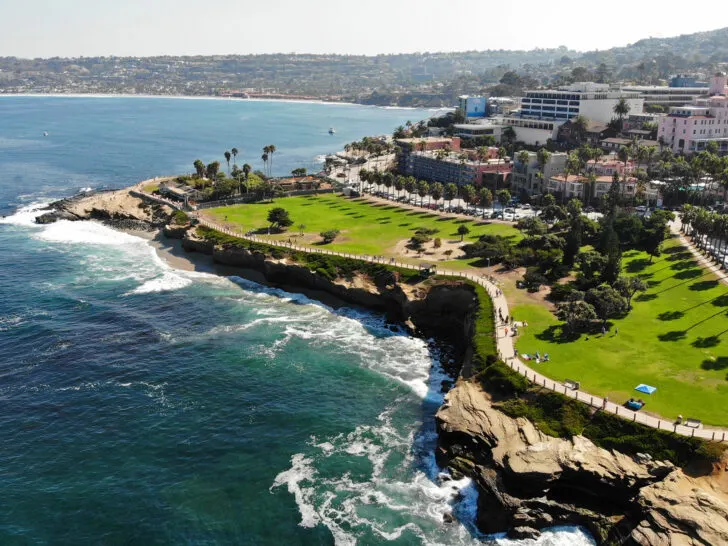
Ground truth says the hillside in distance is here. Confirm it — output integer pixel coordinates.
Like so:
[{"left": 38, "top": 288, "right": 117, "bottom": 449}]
[{"left": 1, "top": 27, "right": 726, "bottom": 105}]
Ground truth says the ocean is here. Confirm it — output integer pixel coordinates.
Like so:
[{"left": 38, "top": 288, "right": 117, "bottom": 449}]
[{"left": 0, "top": 96, "right": 594, "bottom": 545}]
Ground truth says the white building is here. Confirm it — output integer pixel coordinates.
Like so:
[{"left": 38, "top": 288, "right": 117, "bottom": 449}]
[
  {"left": 519, "top": 82, "right": 644, "bottom": 124},
  {"left": 511, "top": 152, "right": 568, "bottom": 196},
  {"left": 621, "top": 85, "right": 710, "bottom": 109}
]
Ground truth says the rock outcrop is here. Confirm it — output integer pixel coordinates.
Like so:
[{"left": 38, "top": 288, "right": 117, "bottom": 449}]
[
  {"left": 436, "top": 381, "right": 728, "bottom": 545},
  {"left": 36, "top": 187, "right": 172, "bottom": 228}
]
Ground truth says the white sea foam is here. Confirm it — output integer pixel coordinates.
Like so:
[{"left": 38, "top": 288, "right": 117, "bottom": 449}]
[
  {"left": 36, "top": 219, "right": 144, "bottom": 245},
  {"left": 0, "top": 203, "right": 50, "bottom": 227}
]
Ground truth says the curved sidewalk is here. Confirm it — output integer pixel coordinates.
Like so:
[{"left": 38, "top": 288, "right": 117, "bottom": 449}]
[{"left": 146, "top": 191, "right": 728, "bottom": 443}]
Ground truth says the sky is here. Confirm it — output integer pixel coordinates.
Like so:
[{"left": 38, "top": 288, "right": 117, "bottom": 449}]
[{"left": 1, "top": 0, "right": 726, "bottom": 58}]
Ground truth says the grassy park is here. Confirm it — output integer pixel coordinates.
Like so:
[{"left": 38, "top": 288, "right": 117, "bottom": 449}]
[
  {"left": 205, "top": 194, "right": 520, "bottom": 267},
  {"left": 511, "top": 236, "right": 728, "bottom": 426}
]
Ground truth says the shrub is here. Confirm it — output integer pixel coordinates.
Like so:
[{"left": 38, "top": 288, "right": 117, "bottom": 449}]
[
  {"left": 171, "top": 210, "right": 189, "bottom": 226},
  {"left": 549, "top": 283, "right": 574, "bottom": 302},
  {"left": 433, "top": 237, "right": 442, "bottom": 249},
  {"left": 320, "top": 229, "right": 340, "bottom": 244}
]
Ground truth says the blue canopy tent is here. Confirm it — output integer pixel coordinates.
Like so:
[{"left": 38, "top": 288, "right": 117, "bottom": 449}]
[{"left": 635, "top": 384, "right": 657, "bottom": 395}]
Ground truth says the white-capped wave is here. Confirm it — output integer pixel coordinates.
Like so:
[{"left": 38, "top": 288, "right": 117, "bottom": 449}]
[
  {"left": 128, "top": 272, "right": 192, "bottom": 294},
  {"left": 0, "top": 202, "right": 50, "bottom": 227},
  {"left": 37, "top": 219, "right": 145, "bottom": 245}
]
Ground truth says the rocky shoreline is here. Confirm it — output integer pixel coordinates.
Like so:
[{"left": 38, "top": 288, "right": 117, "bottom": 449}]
[{"left": 38, "top": 187, "right": 728, "bottom": 545}]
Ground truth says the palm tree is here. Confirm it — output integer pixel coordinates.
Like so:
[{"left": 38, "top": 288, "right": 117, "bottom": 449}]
[
  {"left": 261, "top": 152, "right": 269, "bottom": 177},
  {"left": 430, "top": 182, "right": 444, "bottom": 207},
  {"left": 382, "top": 172, "right": 394, "bottom": 198},
  {"left": 516, "top": 150, "right": 530, "bottom": 166},
  {"left": 231, "top": 148, "right": 239, "bottom": 167},
  {"left": 562, "top": 152, "right": 581, "bottom": 203},
  {"left": 242, "top": 163, "right": 251, "bottom": 181},
  {"left": 460, "top": 184, "right": 475, "bottom": 213},
  {"left": 496, "top": 147, "right": 508, "bottom": 191},
  {"left": 268, "top": 145, "right": 276, "bottom": 176},
  {"left": 479, "top": 187, "right": 493, "bottom": 217},
  {"left": 444, "top": 183, "right": 457, "bottom": 211},
  {"left": 536, "top": 148, "right": 552, "bottom": 195},
  {"left": 193, "top": 159, "right": 205, "bottom": 178},
  {"left": 224, "top": 151, "right": 232, "bottom": 173},
  {"left": 417, "top": 180, "right": 429, "bottom": 207},
  {"left": 572, "top": 115, "right": 589, "bottom": 145},
  {"left": 476, "top": 146, "right": 490, "bottom": 184},
  {"left": 394, "top": 175, "right": 405, "bottom": 199},
  {"left": 613, "top": 98, "right": 630, "bottom": 130},
  {"left": 404, "top": 177, "right": 416, "bottom": 201}
]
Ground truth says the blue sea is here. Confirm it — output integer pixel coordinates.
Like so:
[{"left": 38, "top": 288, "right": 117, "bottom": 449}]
[{"left": 0, "top": 96, "right": 594, "bottom": 545}]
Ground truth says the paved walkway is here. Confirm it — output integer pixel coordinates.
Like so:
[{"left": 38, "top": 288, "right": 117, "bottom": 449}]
[
  {"left": 142, "top": 190, "right": 728, "bottom": 443},
  {"left": 671, "top": 221, "right": 728, "bottom": 287}
]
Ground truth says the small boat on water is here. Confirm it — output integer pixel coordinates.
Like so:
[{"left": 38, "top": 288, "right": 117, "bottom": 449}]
[
  {"left": 328, "top": 127, "right": 336, "bottom": 135},
  {"left": 43, "top": 131, "right": 48, "bottom": 137}
]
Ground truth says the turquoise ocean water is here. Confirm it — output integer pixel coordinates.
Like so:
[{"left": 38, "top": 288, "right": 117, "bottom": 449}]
[{"left": 0, "top": 96, "right": 594, "bottom": 545}]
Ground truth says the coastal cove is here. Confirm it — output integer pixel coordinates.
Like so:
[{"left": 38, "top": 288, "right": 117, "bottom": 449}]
[
  {"left": 0, "top": 97, "right": 598, "bottom": 545},
  {"left": 31, "top": 181, "right": 728, "bottom": 545}
]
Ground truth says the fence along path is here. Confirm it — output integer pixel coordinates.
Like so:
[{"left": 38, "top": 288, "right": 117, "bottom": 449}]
[{"left": 145, "top": 191, "right": 728, "bottom": 443}]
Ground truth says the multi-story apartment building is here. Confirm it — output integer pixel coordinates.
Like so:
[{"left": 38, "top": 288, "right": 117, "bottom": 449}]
[
  {"left": 621, "top": 85, "right": 710, "bottom": 109},
  {"left": 657, "top": 73, "right": 728, "bottom": 155},
  {"left": 399, "top": 150, "right": 511, "bottom": 187},
  {"left": 395, "top": 137, "right": 461, "bottom": 172},
  {"left": 511, "top": 152, "right": 568, "bottom": 197},
  {"left": 519, "top": 82, "right": 644, "bottom": 124},
  {"left": 547, "top": 174, "right": 639, "bottom": 202}
]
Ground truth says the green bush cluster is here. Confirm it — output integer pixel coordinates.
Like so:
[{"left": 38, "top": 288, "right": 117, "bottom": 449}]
[
  {"left": 464, "top": 283, "right": 527, "bottom": 395},
  {"left": 499, "top": 387, "right": 726, "bottom": 466},
  {"left": 171, "top": 210, "right": 190, "bottom": 225}
]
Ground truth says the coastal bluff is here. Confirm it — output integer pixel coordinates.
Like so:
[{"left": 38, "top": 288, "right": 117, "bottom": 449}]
[
  {"left": 437, "top": 380, "right": 728, "bottom": 545},
  {"left": 35, "top": 186, "right": 728, "bottom": 544}
]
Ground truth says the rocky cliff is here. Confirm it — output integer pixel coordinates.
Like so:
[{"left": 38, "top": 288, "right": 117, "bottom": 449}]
[
  {"left": 436, "top": 381, "right": 728, "bottom": 545},
  {"left": 180, "top": 227, "right": 479, "bottom": 346}
]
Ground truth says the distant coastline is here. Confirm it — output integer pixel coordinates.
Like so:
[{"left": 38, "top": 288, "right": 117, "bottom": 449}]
[{"left": 0, "top": 92, "right": 434, "bottom": 110}]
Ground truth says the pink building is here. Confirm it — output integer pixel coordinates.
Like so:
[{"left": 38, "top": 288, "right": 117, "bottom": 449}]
[{"left": 657, "top": 73, "right": 728, "bottom": 155}]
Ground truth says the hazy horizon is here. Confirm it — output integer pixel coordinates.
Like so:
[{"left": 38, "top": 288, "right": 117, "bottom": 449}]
[{"left": 2, "top": 0, "right": 727, "bottom": 59}]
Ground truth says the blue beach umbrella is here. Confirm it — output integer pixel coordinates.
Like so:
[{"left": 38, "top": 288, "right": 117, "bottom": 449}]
[{"left": 635, "top": 384, "right": 657, "bottom": 395}]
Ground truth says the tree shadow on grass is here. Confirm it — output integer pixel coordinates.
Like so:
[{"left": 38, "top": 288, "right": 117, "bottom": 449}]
[
  {"left": 701, "top": 357, "right": 728, "bottom": 370},
  {"left": 626, "top": 259, "right": 651, "bottom": 273},
  {"left": 689, "top": 280, "right": 720, "bottom": 291},
  {"left": 398, "top": 223, "right": 411, "bottom": 227},
  {"left": 658, "top": 311, "right": 685, "bottom": 321},
  {"left": 647, "top": 280, "right": 662, "bottom": 288},
  {"left": 692, "top": 336, "right": 722, "bottom": 348},
  {"left": 535, "top": 325, "right": 582, "bottom": 344},
  {"left": 379, "top": 220, "right": 391, "bottom": 225},
  {"left": 673, "top": 269, "right": 702, "bottom": 280},
  {"left": 454, "top": 219, "right": 473, "bottom": 224},
  {"left": 671, "top": 260, "right": 698, "bottom": 271},
  {"left": 658, "top": 330, "right": 687, "bottom": 342},
  {"left": 635, "top": 293, "right": 658, "bottom": 303},
  {"left": 711, "top": 294, "right": 728, "bottom": 307},
  {"left": 666, "top": 251, "right": 692, "bottom": 262},
  {"left": 664, "top": 244, "right": 689, "bottom": 255}
]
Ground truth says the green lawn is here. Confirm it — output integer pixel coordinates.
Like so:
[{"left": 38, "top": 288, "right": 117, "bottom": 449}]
[
  {"left": 206, "top": 194, "right": 520, "bottom": 258},
  {"left": 512, "top": 236, "right": 728, "bottom": 426}
]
